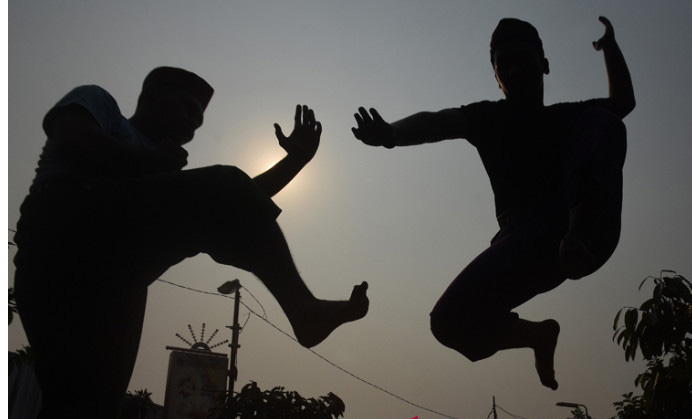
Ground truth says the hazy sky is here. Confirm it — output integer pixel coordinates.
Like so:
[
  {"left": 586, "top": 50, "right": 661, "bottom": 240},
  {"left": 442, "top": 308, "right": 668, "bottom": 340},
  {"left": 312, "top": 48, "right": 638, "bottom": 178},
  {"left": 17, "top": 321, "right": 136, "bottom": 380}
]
[{"left": 7, "top": 1, "right": 692, "bottom": 418}]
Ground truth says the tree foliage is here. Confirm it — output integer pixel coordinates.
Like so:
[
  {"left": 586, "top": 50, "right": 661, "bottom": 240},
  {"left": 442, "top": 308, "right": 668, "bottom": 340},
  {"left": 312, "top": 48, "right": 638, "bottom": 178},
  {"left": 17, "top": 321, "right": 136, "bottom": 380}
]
[
  {"left": 120, "top": 389, "right": 158, "bottom": 419},
  {"left": 210, "top": 381, "right": 345, "bottom": 419},
  {"left": 563, "top": 407, "right": 587, "bottom": 419},
  {"left": 9, "top": 287, "right": 18, "bottom": 325},
  {"left": 8, "top": 345, "right": 35, "bottom": 377},
  {"left": 612, "top": 271, "right": 692, "bottom": 419}
]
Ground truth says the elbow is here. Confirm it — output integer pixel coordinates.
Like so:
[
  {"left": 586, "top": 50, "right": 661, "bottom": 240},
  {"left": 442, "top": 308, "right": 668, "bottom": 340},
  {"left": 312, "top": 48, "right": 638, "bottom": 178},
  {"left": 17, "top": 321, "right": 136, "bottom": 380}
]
[
  {"left": 613, "top": 96, "right": 636, "bottom": 119},
  {"left": 623, "top": 94, "right": 636, "bottom": 116}
]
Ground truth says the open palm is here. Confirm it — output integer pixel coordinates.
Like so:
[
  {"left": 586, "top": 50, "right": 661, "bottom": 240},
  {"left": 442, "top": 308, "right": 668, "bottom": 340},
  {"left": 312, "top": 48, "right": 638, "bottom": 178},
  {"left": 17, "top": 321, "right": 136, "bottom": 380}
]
[{"left": 274, "top": 105, "right": 321, "bottom": 163}]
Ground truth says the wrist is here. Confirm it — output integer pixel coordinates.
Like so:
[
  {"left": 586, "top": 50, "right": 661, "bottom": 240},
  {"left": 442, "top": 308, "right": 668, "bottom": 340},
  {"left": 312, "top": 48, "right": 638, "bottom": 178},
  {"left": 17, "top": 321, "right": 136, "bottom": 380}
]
[
  {"left": 595, "top": 38, "right": 617, "bottom": 51},
  {"left": 285, "top": 152, "right": 313, "bottom": 166},
  {"left": 385, "top": 124, "right": 399, "bottom": 148}
]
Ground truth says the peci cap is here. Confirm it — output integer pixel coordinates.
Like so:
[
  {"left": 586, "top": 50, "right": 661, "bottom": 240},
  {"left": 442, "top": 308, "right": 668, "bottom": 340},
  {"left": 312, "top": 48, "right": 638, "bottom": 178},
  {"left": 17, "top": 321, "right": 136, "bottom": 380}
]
[
  {"left": 141, "top": 66, "right": 214, "bottom": 110},
  {"left": 490, "top": 18, "right": 544, "bottom": 64}
]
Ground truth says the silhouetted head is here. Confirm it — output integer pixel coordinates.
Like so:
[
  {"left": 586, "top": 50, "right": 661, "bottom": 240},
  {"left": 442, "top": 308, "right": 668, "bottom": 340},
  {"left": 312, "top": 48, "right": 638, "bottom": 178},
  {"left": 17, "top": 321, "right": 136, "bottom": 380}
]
[
  {"left": 490, "top": 18, "right": 549, "bottom": 104},
  {"left": 490, "top": 18, "right": 544, "bottom": 65},
  {"left": 131, "top": 67, "right": 214, "bottom": 145}
]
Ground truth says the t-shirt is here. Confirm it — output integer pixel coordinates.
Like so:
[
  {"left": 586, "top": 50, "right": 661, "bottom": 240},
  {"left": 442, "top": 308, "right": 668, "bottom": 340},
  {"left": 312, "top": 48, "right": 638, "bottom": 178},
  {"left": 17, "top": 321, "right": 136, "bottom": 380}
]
[
  {"left": 458, "top": 99, "right": 598, "bottom": 217},
  {"left": 32, "top": 85, "right": 155, "bottom": 185}
]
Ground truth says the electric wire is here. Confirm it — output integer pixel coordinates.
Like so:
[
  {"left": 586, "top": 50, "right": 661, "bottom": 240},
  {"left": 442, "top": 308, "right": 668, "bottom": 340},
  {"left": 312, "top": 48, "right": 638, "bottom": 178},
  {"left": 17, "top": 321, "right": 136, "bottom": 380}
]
[
  {"left": 156, "top": 278, "right": 463, "bottom": 419},
  {"left": 240, "top": 312, "right": 251, "bottom": 332},
  {"left": 156, "top": 278, "right": 261, "bottom": 335},
  {"left": 239, "top": 284, "right": 267, "bottom": 320},
  {"left": 495, "top": 404, "right": 540, "bottom": 419}
]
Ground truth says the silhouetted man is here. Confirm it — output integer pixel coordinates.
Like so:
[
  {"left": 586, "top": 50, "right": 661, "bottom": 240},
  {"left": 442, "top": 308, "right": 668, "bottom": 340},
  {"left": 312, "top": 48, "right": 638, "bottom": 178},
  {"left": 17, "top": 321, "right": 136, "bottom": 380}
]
[
  {"left": 14, "top": 67, "right": 369, "bottom": 419},
  {"left": 352, "top": 17, "right": 634, "bottom": 389}
]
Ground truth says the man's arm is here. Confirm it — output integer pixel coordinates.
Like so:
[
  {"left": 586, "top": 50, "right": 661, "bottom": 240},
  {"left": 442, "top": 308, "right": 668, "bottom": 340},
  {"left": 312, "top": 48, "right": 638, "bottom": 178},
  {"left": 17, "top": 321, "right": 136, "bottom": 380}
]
[
  {"left": 592, "top": 16, "right": 636, "bottom": 118},
  {"left": 252, "top": 105, "right": 321, "bottom": 197},
  {"left": 43, "top": 103, "right": 188, "bottom": 176},
  {"left": 351, "top": 107, "right": 470, "bottom": 148}
]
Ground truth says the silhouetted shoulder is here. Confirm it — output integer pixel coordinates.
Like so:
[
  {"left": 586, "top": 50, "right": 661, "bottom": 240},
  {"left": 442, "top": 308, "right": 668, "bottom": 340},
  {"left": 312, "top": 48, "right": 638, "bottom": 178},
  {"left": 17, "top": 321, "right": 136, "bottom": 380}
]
[
  {"left": 544, "top": 99, "right": 614, "bottom": 130},
  {"left": 456, "top": 100, "right": 505, "bottom": 146},
  {"left": 546, "top": 99, "right": 601, "bottom": 113}
]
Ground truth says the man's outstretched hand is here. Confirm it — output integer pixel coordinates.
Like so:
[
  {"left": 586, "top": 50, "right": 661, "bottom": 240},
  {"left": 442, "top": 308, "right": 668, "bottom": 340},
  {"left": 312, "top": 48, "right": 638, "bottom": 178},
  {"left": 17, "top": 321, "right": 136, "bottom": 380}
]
[
  {"left": 274, "top": 104, "right": 321, "bottom": 164},
  {"left": 352, "top": 107, "right": 396, "bottom": 148},
  {"left": 593, "top": 16, "right": 615, "bottom": 51}
]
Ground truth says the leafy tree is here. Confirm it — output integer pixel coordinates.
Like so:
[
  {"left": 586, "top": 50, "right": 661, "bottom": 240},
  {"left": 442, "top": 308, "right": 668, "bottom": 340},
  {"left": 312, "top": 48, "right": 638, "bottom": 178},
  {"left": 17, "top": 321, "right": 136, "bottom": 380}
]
[
  {"left": 612, "top": 271, "right": 692, "bottom": 418},
  {"left": 564, "top": 407, "right": 588, "bottom": 419},
  {"left": 119, "top": 389, "right": 159, "bottom": 419},
  {"left": 8, "top": 345, "right": 35, "bottom": 376},
  {"left": 9, "top": 287, "right": 18, "bottom": 325},
  {"left": 210, "top": 381, "right": 345, "bottom": 419}
]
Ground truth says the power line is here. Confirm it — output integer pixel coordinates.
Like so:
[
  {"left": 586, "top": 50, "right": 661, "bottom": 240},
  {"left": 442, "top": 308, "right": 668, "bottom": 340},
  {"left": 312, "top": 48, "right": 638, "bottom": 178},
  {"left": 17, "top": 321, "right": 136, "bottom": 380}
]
[
  {"left": 156, "top": 278, "right": 263, "bottom": 334},
  {"left": 156, "top": 277, "right": 267, "bottom": 317},
  {"left": 495, "top": 404, "right": 540, "bottom": 419},
  {"left": 156, "top": 278, "right": 464, "bottom": 419}
]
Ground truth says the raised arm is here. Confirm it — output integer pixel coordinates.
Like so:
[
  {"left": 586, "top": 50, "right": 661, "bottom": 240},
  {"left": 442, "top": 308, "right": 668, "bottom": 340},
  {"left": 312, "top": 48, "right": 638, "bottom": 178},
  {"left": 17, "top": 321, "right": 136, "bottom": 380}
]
[
  {"left": 43, "top": 103, "right": 188, "bottom": 176},
  {"left": 351, "top": 107, "right": 470, "bottom": 148},
  {"left": 592, "top": 16, "right": 636, "bottom": 118},
  {"left": 252, "top": 105, "right": 321, "bottom": 197}
]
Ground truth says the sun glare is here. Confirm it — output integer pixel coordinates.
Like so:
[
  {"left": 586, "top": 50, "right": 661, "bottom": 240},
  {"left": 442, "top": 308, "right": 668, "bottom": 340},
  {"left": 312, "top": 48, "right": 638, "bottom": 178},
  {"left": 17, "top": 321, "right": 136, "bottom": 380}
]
[{"left": 247, "top": 147, "right": 319, "bottom": 206}]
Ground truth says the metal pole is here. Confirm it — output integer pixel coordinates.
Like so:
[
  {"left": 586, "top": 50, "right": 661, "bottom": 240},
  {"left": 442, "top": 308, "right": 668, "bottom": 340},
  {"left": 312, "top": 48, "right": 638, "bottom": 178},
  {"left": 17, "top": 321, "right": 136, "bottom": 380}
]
[
  {"left": 228, "top": 287, "right": 241, "bottom": 395},
  {"left": 492, "top": 396, "right": 498, "bottom": 419}
]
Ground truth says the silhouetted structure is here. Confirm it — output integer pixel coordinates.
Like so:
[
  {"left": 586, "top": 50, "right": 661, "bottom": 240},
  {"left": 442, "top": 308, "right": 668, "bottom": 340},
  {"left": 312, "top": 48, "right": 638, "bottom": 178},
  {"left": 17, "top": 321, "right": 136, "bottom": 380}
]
[
  {"left": 13, "top": 67, "right": 368, "bottom": 419},
  {"left": 352, "top": 17, "right": 635, "bottom": 389}
]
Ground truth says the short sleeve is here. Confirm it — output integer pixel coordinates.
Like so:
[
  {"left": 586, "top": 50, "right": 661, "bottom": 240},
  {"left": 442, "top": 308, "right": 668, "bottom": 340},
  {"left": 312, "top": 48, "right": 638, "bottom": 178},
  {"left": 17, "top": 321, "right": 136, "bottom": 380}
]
[{"left": 457, "top": 100, "right": 498, "bottom": 147}]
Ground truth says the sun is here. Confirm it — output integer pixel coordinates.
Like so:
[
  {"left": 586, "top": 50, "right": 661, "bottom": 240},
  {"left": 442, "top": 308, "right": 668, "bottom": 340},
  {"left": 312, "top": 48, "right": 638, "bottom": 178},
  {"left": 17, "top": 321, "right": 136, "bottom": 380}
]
[{"left": 246, "top": 146, "right": 319, "bottom": 204}]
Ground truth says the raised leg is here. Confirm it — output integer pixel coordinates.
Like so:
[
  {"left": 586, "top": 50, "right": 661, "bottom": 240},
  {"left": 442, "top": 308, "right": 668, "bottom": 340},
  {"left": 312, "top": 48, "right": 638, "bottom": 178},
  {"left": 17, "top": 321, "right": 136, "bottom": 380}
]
[
  {"left": 207, "top": 218, "right": 369, "bottom": 348},
  {"left": 127, "top": 165, "right": 370, "bottom": 347},
  {"left": 560, "top": 107, "right": 627, "bottom": 279},
  {"left": 430, "top": 209, "right": 565, "bottom": 389}
]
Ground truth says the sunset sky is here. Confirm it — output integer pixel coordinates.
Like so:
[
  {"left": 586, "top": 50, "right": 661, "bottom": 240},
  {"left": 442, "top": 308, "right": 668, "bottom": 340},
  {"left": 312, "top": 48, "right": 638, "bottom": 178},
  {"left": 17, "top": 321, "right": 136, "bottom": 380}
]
[{"left": 7, "top": 1, "right": 692, "bottom": 418}]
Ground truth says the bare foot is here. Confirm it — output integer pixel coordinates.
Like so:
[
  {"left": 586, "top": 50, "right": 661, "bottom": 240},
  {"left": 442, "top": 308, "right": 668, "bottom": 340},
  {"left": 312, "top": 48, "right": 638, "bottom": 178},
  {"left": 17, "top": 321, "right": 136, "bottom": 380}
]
[
  {"left": 291, "top": 282, "right": 369, "bottom": 348},
  {"left": 534, "top": 319, "right": 560, "bottom": 390}
]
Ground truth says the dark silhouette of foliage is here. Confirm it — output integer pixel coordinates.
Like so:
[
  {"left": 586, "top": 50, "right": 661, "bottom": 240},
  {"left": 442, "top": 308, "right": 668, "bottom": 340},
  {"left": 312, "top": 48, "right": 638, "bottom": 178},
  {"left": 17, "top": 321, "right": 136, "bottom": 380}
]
[
  {"left": 119, "top": 388, "right": 157, "bottom": 419},
  {"left": 9, "top": 287, "right": 18, "bottom": 325},
  {"left": 8, "top": 345, "right": 34, "bottom": 377},
  {"left": 210, "top": 381, "right": 345, "bottom": 419},
  {"left": 564, "top": 407, "right": 588, "bottom": 419},
  {"left": 612, "top": 271, "right": 692, "bottom": 419}
]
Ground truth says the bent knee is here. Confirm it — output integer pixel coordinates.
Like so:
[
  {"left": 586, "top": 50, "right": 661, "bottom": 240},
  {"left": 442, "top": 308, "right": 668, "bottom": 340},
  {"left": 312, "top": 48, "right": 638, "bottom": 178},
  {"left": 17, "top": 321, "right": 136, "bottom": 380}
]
[
  {"left": 429, "top": 310, "right": 486, "bottom": 362},
  {"left": 429, "top": 310, "right": 449, "bottom": 344}
]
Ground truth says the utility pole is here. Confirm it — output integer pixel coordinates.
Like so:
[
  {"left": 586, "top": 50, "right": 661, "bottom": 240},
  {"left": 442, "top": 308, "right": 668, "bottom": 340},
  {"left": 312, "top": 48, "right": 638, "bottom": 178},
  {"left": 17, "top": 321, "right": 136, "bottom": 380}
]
[
  {"left": 218, "top": 279, "right": 242, "bottom": 396},
  {"left": 492, "top": 396, "right": 498, "bottom": 419}
]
